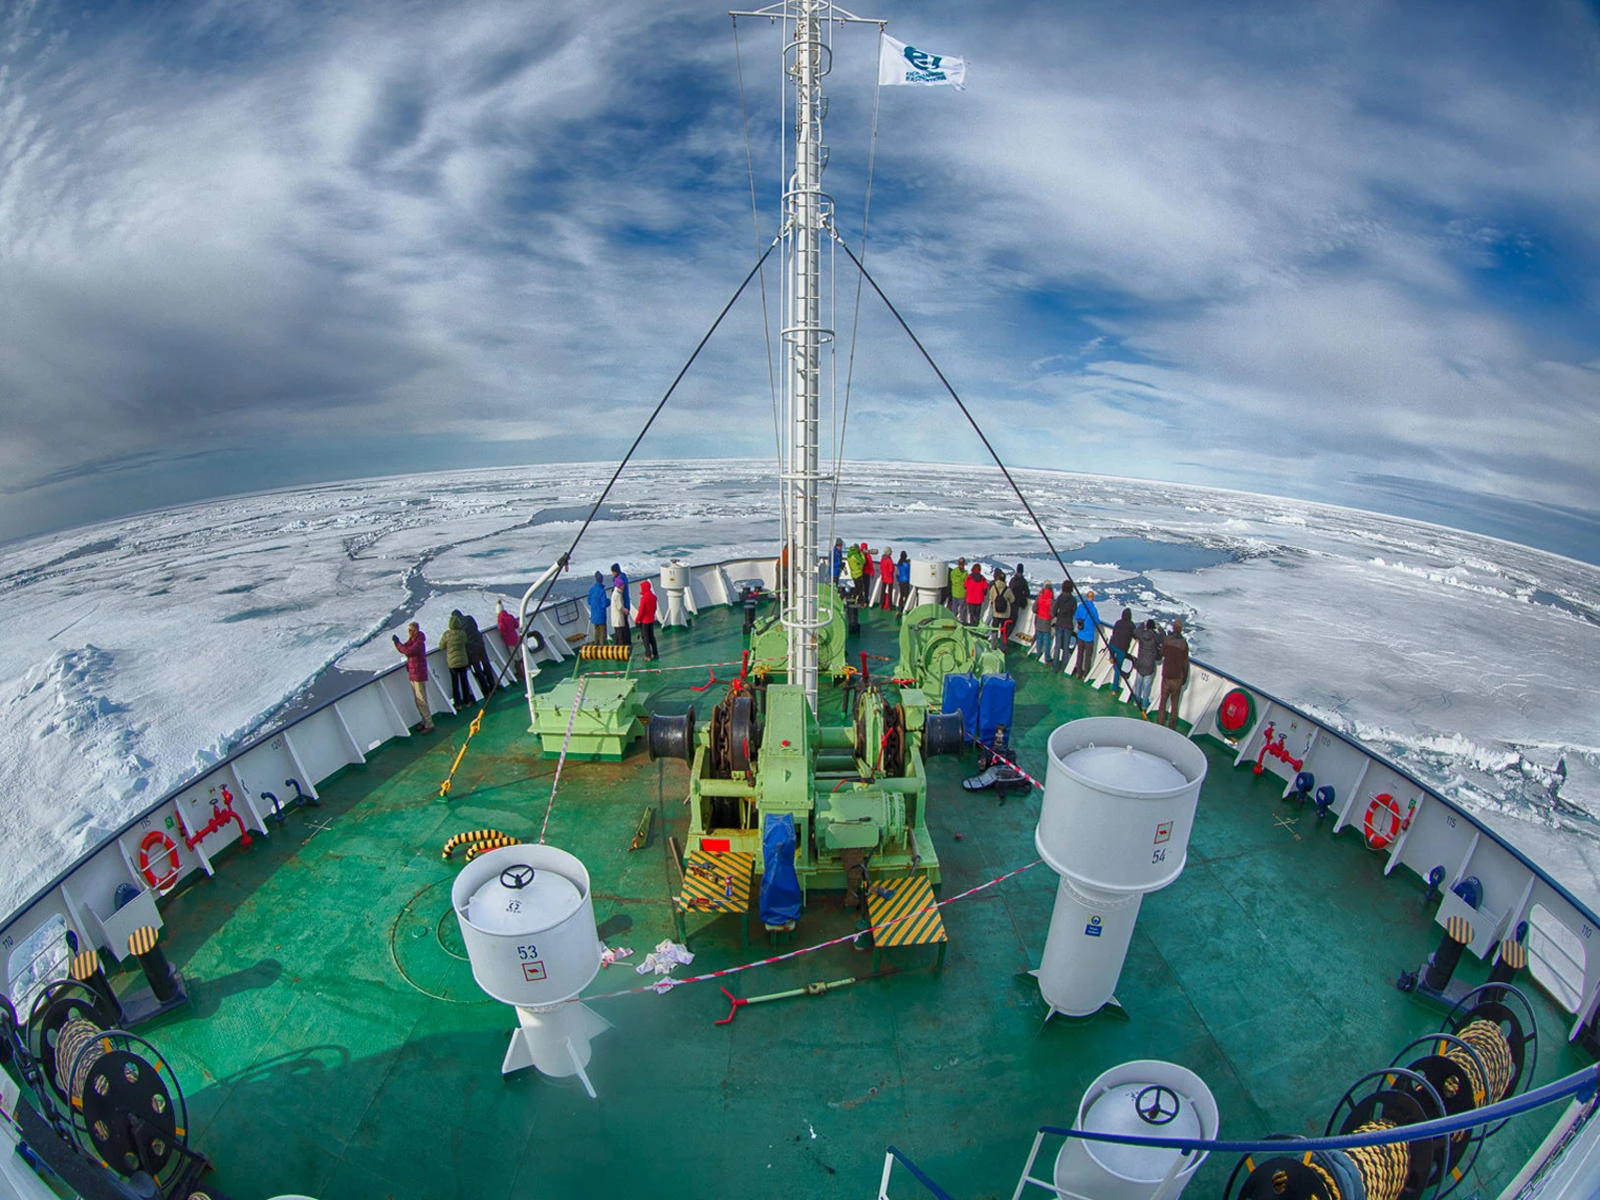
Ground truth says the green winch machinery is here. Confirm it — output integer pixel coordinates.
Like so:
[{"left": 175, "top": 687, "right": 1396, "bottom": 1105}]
[
  {"left": 747, "top": 582, "right": 848, "bottom": 676},
  {"left": 894, "top": 602, "right": 1006, "bottom": 691},
  {"left": 651, "top": 660, "right": 962, "bottom": 893}
]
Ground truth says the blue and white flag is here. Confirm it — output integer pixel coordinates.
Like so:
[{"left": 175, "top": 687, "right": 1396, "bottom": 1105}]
[{"left": 878, "top": 34, "right": 967, "bottom": 90}]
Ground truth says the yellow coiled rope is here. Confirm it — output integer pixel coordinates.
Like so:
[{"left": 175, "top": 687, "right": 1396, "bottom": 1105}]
[
  {"left": 1305, "top": 1157, "right": 1340, "bottom": 1199},
  {"left": 465, "top": 836, "right": 521, "bottom": 862},
  {"left": 1437, "top": 1018, "right": 1514, "bottom": 1153},
  {"left": 1344, "top": 1122, "right": 1409, "bottom": 1200},
  {"left": 442, "top": 829, "right": 507, "bottom": 859},
  {"left": 53, "top": 1017, "right": 104, "bottom": 1105},
  {"left": 1457, "top": 1018, "right": 1514, "bottom": 1103}
]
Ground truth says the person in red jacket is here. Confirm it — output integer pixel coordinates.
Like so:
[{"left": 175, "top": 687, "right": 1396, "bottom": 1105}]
[
  {"left": 635, "top": 579, "right": 660, "bottom": 661},
  {"left": 495, "top": 599, "right": 523, "bottom": 683},
  {"left": 878, "top": 546, "right": 896, "bottom": 610},
  {"left": 859, "top": 544, "right": 876, "bottom": 604},
  {"left": 963, "top": 563, "right": 988, "bottom": 626},
  {"left": 1034, "top": 584, "right": 1055, "bottom": 663},
  {"left": 391, "top": 622, "right": 434, "bottom": 733}
]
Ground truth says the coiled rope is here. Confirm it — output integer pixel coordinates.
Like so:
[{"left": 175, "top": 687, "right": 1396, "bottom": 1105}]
[
  {"left": 1457, "top": 1019, "right": 1515, "bottom": 1104},
  {"left": 1310, "top": 1021, "right": 1515, "bottom": 1200},
  {"left": 53, "top": 1017, "right": 104, "bottom": 1104},
  {"left": 1341, "top": 1122, "right": 1410, "bottom": 1200}
]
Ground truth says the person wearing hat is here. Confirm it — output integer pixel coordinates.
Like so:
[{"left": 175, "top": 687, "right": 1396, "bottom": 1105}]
[
  {"left": 1072, "top": 588, "right": 1102, "bottom": 679},
  {"left": 1158, "top": 618, "right": 1191, "bottom": 729},
  {"left": 1051, "top": 580, "right": 1076, "bottom": 671},
  {"left": 1132, "top": 618, "right": 1161, "bottom": 711},
  {"left": 496, "top": 599, "right": 523, "bottom": 683},
  {"left": 439, "top": 611, "right": 474, "bottom": 707},
  {"left": 392, "top": 622, "right": 434, "bottom": 733},
  {"left": 587, "top": 572, "right": 609, "bottom": 645}
]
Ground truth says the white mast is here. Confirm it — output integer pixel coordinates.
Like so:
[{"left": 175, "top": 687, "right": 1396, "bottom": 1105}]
[
  {"left": 735, "top": 0, "right": 878, "bottom": 713},
  {"left": 784, "top": 0, "right": 828, "bottom": 713}
]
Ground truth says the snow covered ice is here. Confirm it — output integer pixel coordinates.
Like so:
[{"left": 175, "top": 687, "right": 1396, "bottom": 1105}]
[{"left": 1, "top": 460, "right": 1597, "bottom": 921}]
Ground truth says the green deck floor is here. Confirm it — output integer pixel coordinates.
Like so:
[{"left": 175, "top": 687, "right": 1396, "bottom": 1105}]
[{"left": 128, "top": 603, "right": 1586, "bottom": 1199}]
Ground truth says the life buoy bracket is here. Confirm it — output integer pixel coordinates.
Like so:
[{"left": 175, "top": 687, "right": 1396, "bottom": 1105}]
[
  {"left": 1364, "top": 793, "right": 1403, "bottom": 850},
  {"left": 138, "top": 830, "right": 181, "bottom": 892}
]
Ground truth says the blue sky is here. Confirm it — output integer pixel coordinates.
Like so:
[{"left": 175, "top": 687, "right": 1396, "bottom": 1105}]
[{"left": 1, "top": 0, "right": 1597, "bottom": 562}]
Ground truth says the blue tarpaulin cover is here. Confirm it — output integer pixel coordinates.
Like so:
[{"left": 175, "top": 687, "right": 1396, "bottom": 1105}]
[
  {"left": 978, "top": 672, "right": 1015, "bottom": 743},
  {"left": 941, "top": 672, "right": 980, "bottom": 739},
  {"left": 760, "top": 813, "right": 802, "bottom": 926}
]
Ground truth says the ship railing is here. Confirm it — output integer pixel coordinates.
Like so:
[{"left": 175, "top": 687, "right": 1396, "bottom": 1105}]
[
  {"left": 5, "top": 552, "right": 1600, "bottom": 1055},
  {"left": 877, "top": 1145, "right": 957, "bottom": 1200},
  {"left": 1002, "top": 1064, "right": 1600, "bottom": 1199}
]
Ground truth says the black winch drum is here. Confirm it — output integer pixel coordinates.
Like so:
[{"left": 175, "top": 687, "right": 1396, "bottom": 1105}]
[
  {"left": 648, "top": 710, "right": 696, "bottom": 762},
  {"left": 923, "top": 711, "right": 965, "bottom": 757}
]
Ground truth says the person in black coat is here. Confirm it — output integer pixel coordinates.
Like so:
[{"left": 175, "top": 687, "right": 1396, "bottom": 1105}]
[
  {"left": 1050, "top": 581, "right": 1077, "bottom": 672},
  {"left": 460, "top": 612, "right": 496, "bottom": 697}
]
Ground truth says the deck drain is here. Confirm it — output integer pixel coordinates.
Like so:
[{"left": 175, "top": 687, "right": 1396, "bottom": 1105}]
[{"left": 388, "top": 879, "right": 490, "bottom": 1004}]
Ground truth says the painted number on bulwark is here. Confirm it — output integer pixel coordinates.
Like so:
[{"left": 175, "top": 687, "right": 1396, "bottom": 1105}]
[{"left": 1154, "top": 822, "right": 1173, "bottom": 844}]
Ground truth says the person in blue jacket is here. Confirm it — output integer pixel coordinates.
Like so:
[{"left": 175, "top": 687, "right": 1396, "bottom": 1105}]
[
  {"left": 610, "top": 563, "right": 630, "bottom": 610},
  {"left": 587, "top": 572, "right": 609, "bottom": 644},
  {"left": 895, "top": 551, "right": 911, "bottom": 609},
  {"left": 1072, "top": 588, "right": 1102, "bottom": 679}
]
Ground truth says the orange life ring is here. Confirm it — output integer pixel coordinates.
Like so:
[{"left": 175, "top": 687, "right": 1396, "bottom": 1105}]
[
  {"left": 138, "top": 830, "right": 180, "bottom": 892},
  {"left": 1363, "top": 793, "right": 1403, "bottom": 850}
]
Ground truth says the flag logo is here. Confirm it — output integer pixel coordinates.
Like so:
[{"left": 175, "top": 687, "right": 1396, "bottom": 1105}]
[{"left": 879, "top": 34, "right": 967, "bottom": 90}]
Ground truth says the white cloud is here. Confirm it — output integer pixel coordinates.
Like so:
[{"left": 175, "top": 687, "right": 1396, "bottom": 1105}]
[{"left": 0, "top": 0, "right": 1596, "bottom": 548}]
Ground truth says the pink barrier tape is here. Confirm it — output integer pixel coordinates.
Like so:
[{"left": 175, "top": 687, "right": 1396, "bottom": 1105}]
[
  {"left": 580, "top": 857, "right": 1045, "bottom": 1003},
  {"left": 967, "top": 736, "right": 1046, "bottom": 793},
  {"left": 581, "top": 659, "right": 746, "bottom": 678},
  {"left": 539, "top": 679, "right": 587, "bottom": 844}
]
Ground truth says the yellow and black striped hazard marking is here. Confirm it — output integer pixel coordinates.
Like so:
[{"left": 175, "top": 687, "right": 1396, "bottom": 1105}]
[
  {"left": 1498, "top": 939, "right": 1527, "bottom": 970},
  {"left": 866, "top": 874, "right": 947, "bottom": 948},
  {"left": 674, "top": 849, "right": 753, "bottom": 914},
  {"left": 1445, "top": 915, "right": 1474, "bottom": 946},
  {"left": 465, "top": 836, "right": 522, "bottom": 862},
  {"left": 128, "top": 925, "right": 161, "bottom": 957},
  {"left": 442, "top": 828, "right": 508, "bottom": 859}
]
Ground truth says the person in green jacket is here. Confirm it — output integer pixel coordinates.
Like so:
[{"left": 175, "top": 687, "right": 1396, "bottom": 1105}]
[
  {"left": 439, "top": 612, "right": 475, "bottom": 708},
  {"left": 844, "top": 542, "right": 866, "bottom": 600},
  {"left": 948, "top": 557, "right": 968, "bottom": 620}
]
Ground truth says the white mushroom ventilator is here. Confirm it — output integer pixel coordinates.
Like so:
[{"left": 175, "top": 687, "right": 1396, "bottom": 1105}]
[
  {"left": 1032, "top": 717, "right": 1207, "bottom": 1017},
  {"left": 452, "top": 844, "right": 609, "bottom": 1096}
]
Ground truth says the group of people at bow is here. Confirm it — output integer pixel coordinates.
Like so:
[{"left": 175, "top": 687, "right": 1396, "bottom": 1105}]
[
  {"left": 831, "top": 542, "right": 1191, "bottom": 729},
  {"left": 585, "top": 564, "right": 659, "bottom": 661},
  {"left": 391, "top": 600, "right": 524, "bottom": 733}
]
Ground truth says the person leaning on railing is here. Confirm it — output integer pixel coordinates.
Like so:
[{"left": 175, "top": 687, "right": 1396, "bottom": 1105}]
[
  {"left": 392, "top": 622, "right": 434, "bottom": 733},
  {"left": 1158, "top": 619, "right": 1190, "bottom": 729}
]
